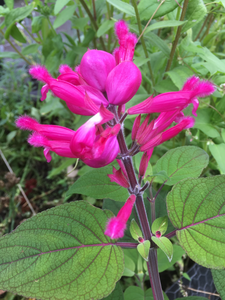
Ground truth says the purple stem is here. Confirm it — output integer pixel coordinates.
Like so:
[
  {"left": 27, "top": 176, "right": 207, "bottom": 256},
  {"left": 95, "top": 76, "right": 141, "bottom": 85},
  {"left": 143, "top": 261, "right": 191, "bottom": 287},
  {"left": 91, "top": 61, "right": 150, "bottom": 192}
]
[
  {"left": 116, "top": 126, "right": 164, "bottom": 300},
  {"left": 116, "top": 242, "right": 138, "bottom": 248}
]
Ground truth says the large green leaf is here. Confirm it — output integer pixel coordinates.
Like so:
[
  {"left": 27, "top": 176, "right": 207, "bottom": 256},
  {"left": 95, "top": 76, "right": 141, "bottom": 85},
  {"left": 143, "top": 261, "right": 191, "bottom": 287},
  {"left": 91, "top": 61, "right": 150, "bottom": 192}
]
[
  {"left": 167, "top": 66, "right": 194, "bottom": 89},
  {"left": 0, "top": 201, "right": 124, "bottom": 300},
  {"left": 54, "top": 0, "right": 71, "bottom": 14},
  {"left": 167, "top": 176, "right": 225, "bottom": 268},
  {"left": 138, "top": 0, "right": 183, "bottom": 20},
  {"left": 182, "top": 0, "right": 207, "bottom": 33},
  {"left": 153, "top": 146, "right": 209, "bottom": 185},
  {"left": 211, "top": 269, "right": 225, "bottom": 299},
  {"left": 66, "top": 166, "right": 129, "bottom": 202}
]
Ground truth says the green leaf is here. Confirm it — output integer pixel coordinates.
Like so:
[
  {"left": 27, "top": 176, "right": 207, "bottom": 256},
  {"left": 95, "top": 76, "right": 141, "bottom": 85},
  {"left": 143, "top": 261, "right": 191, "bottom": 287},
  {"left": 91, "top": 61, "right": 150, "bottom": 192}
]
[
  {"left": 182, "top": 0, "right": 207, "bottom": 33},
  {"left": 53, "top": 4, "right": 77, "bottom": 29},
  {"left": 4, "top": 3, "right": 35, "bottom": 39},
  {"left": 6, "top": 130, "right": 16, "bottom": 143},
  {"left": 31, "top": 16, "right": 44, "bottom": 33},
  {"left": 212, "top": 269, "right": 225, "bottom": 299},
  {"left": 66, "top": 166, "right": 129, "bottom": 202},
  {"left": 209, "top": 144, "right": 225, "bottom": 174},
  {"left": 71, "top": 17, "right": 89, "bottom": 31},
  {"left": 123, "top": 254, "right": 136, "bottom": 277},
  {"left": 167, "top": 66, "right": 194, "bottom": 89},
  {"left": 153, "top": 146, "right": 209, "bottom": 185},
  {"left": 157, "top": 244, "right": 185, "bottom": 273},
  {"left": 167, "top": 175, "right": 225, "bottom": 268},
  {"left": 97, "top": 20, "right": 114, "bottom": 37},
  {"left": 144, "top": 20, "right": 187, "bottom": 35},
  {"left": 194, "top": 109, "right": 220, "bottom": 138},
  {"left": 137, "top": 240, "right": 150, "bottom": 261},
  {"left": 0, "top": 52, "right": 20, "bottom": 59},
  {"left": 103, "top": 282, "right": 124, "bottom": 300},
  {"left": 0, "top": 201, "right": 124, "bottom": 300},
  {"left": 138, "top": 0, "right": 183, "bottom": 20},
  {"left": 54, "top": 0, "right": 71, "bottom": 14},
  {"left": 21, "top": 44, "right": 40, "bottom": 55},
  {"left": 151, "top": 236, "right": 173, "bottom": 262},
  {"left": 152, "top": 216, "right": 168, "bottom": 235},
  {"left": 10, "top": 24, "right": 26, "bottom": 43},
  {"left": 130, "top": 219, "right": 143, "bottom": 241},
  {"left": 183, "top": 43, "right": 225, "bottom": 74},
  {"left": 4, "top": 0, "right": 14, "bottom": 10},
  {"left": 145, "top": 32, "right": 170, "bottom": 57},
  {"left": 106, "top": 0, "right": 135, "bottom": 16}
]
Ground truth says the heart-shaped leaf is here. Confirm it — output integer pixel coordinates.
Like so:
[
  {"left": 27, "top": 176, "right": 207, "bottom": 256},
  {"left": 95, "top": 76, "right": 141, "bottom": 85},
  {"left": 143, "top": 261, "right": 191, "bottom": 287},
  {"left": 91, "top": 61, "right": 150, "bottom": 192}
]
[
  {"left": 152, "top": 216, "right": 168, "bottom": 236},
  {"left": 0, "top": 201, "right": 124, "bottom": 300},
  {"left": 153, "top": 146, "right": 209, "bottom": 185},
  {"left": 167, "top": 175, "right": 225, "bottom": 268},
  {"left": 137, "top": 241, "right": 150, "bottom": 262}
]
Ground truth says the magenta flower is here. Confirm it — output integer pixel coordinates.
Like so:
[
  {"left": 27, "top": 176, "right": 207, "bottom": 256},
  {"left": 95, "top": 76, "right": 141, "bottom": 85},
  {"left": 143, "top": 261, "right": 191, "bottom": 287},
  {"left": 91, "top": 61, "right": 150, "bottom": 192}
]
[
  {"left": 16, "top": 106, "right": 120, "bottom": 168},
  {"left": 29, "top": 20, "right": 142, "bottom": 116},
  {"left": 105, "top": 194, "right": 136, "bottom": 239},
  {"left": 70, "top": 106, "right": 121, "bottom": 168},
  {"left": 128, "top": 76, "right": 215, "bottom": 116},
  {"left": 139, "top": 148, "right": 154, "bottom": 180},
  {"left": 108, "top": 160, "right": 129, "bottom": 188},
  {"left": 131, "top": 112, "right": 195, "bottom": 153}
]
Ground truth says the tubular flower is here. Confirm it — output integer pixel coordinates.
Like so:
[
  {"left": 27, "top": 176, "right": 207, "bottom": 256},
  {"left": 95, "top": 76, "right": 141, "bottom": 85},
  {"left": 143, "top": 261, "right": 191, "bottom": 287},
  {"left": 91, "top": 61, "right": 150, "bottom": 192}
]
[
  {"left": 138, "top": 148, "right": 154, "bottom": 179},
  {"left": 128, "top": 76, "right": 215, "bottom": 116},
  {"left": 105, "top": 195, "right": 136, "bottom": 239},
  {"left": 16, "top": 106, "right": 120, "bottom": 168},
  {"left": 29, "top": 21, "right": 141, "bottom": 115},
  {"left": 132, "top": 112, "right": 195, "bottom": 153},
  {"left": 108, "top": 160, "right": 129, "bottom": 188}
]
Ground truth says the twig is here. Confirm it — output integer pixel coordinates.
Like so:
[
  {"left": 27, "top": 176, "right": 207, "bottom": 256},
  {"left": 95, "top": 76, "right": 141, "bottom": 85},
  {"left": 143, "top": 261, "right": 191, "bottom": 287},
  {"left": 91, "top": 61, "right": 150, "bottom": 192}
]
[
  {"left": 194, "top": 15, "right": 210, "bottom": 41},
  {"left": 138, "top": 0, "right": 165, "bottom": 42},
  {"left": 0, "top": 149, "right": 36, "bottom": 216},
  {"left": 182, "top": 285, "right": 220, "bottom": 297},
  {"left": 164, "top": 0, "right": 189, "bottom": 74},
  {"left": 0, "top": 29, "right": 32, "bottom": 65},
  {"left": 29, "top": 187, "right": 58, "bottom": 202},
  {"left": 132, "top": 0, "right": 155, "bottom": 88},
  {"left": 79, "top": 0, "right": 106, "bottom": 50}
]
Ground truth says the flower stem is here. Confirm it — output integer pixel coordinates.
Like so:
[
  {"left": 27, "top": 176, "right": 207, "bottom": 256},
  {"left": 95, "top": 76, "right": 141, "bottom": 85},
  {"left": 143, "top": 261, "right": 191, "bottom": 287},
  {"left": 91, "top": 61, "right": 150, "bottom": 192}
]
[
  {"left": 115, "top": 126, "right": 164, "bottom": 300},
  {"left": 79, "top": 0, "right": 107, "bottom": 51},
  {"left": 164, "top": 0, "right": 189, "bottom": 74},
  {"left": 131, "top": 0, "right": 155, "bottom": 89}
]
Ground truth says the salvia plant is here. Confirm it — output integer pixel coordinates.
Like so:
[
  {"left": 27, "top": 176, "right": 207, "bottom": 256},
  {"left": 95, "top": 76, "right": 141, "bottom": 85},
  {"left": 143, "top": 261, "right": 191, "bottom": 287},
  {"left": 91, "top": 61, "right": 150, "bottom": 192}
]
[{"left": 1, "top": 0, "right": 225, "bottom": 300}]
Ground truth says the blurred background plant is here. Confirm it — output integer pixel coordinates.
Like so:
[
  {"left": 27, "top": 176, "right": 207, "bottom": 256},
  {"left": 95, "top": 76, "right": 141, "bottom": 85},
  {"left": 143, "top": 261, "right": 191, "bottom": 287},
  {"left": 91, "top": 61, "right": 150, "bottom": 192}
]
[{"left": 1, "top": 0, "right": 225, "bottom": 299}]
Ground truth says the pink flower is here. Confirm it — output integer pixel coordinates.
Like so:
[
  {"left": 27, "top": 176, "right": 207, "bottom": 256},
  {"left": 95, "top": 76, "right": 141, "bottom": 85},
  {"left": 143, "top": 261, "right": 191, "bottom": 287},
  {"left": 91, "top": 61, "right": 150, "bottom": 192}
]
[
  {"left": 105, "top": 194, "right": 136, "bottom": 239},
  {"left": 29, "top": 21, "right": 142, "bottom": 114},
  {"left": 132, "top": 112, "right": 195, "bottom": 153},
  {"left": 114, "top": 20, "right": 137, "bottom": 63},
  {"left": 29, "top": 65, "right": 107, "bottom": 116},
  {"left": 70, "top": 106, "right": 121, "bottom": 168},
  {"left": 139, "top": 148, "right": 154, "bottom": 179},
  {"left": 16, "top": 106, "right": 121, "bottom": 168},
  {"left": 128, "top": 76, "right": 215, "bottom": 116},
  {"left": 108, "top": 160, "right": 129, "bottom": 188}
]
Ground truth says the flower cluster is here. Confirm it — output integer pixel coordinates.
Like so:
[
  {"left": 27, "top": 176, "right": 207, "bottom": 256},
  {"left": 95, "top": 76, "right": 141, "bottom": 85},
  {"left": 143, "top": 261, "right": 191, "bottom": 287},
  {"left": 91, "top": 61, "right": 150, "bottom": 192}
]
[{"left": 16, "top": 20, "right": 215, "bottom": 240}]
